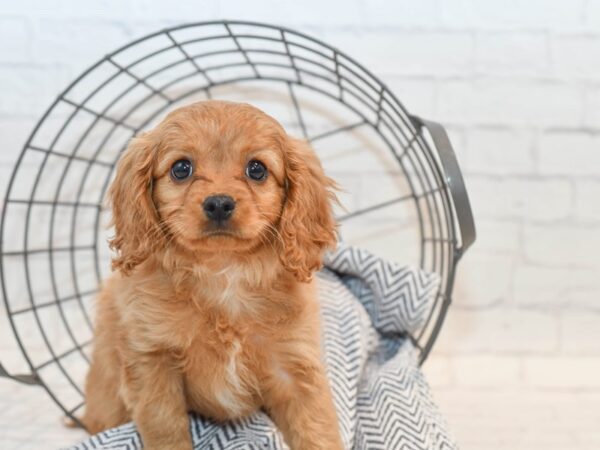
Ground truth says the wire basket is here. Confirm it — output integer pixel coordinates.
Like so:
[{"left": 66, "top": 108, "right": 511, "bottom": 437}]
[{"left": 0, "top": 20, "right": 475, "bottom": 425}]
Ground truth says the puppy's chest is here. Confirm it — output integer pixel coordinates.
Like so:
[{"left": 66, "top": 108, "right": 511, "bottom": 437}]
[
  {"left": 194, "top": 266, "right": 258, "bottom": 314},
  {"left": 182, "top": 319, "right": 262, "bottom": 418},
  {"left": 168, "top": 269, "right": 282, "bottom": 418}
]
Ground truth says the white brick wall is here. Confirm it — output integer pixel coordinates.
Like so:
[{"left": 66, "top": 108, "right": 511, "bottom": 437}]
[{"left": 0, "top": 0, "right": 599, "bottom": 395}]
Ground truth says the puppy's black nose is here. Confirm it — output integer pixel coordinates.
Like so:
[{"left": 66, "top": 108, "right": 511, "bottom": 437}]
[{"left": 203, "top": 195, "right": 236, "bottom": 222}]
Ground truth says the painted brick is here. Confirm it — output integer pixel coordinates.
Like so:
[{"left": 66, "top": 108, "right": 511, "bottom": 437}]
[
  {"left": 381, "top": 76, "right": 437, "bottom": 118},
  {"left": 583, "top": 86, "right": 600, "bottom": 129},
  {"left": 0, "top": 17, "right": 32, "bottom": 63},
  {"left": 218, "top": 0, "right": 362, "bottom": 27},
  {"left": 523, "top": 224, "right": 600, "bottom": 266},
  {"left": 466, "top": 176, "right": 572, "bottom": 221},
  {"left": 435, "top": 390, "right": 600, "bottom": 449},
  {"left": 362, "top": 0, "right": 438, "bottom": 28},
  {"left": 538, "top": 131, "right": 600, "bottom": 176},
  {"left": 0, "top": 119, "right": 36, "bottom": 164},
  {"left": 560, "top": 311, "right": 600, "bottom": 354},
  {"left": 474, "top": 32, "right": 549, "bottom": 77},
  {"left": 0, "top": 65, "right": 71, "bottom": 117},
  {"left": 465, "top": 127, "right": 535, "bottom": 175},
  {"left": 454, "top": 253, "right": 514, "bottom": 308},
  {"left": 450, "top": 355, "right": 521, "bottom": 388},
  {"left": 574, "top": 180, "right": 600, "bottom": 222},
  {"left": 0, "top": 0, "right": 69, "bottom": 16},
  {"left": 488, "top": 309, "right": 559, "bottom": 354},
  {"left": 568, "top": 289, "right": 600, "bottom": 313},
  {"left": 133, "top": 0, "right": 219, "bottom": 22},
  {"left": 32, "top": 19, "right": 133, "bottom": 67},
  {"left": 28, "top": 0, "right": 136, "bottom": 19},
  {"left": 440, "top": 0, "right": 587, "bottom": 31},
  {"left": 551, "top": 35, "right": 600, "bottom": 81},
  {"left": 513, "top": 263, "right": 598, "bottom": 308},
  {"left": 436, "top": 79, "right": 583, "bottom": 127},
  {"left": 421, "top": 354, "right": 454, "bottom": 389},
  {"left": 434, "top": 309, "right": 489, "bottom": 354},
  {"left": 321, "top": 30, "right": 474, "bottom": 77},
  {"left": 524, "top": 356, "right": 600, "bottom": 388},
  {"left": 584, "top": 0, "right": 600, "bottom": 29},
  {"left": 436, "top": 307, "right": 559, "bottom": 354},
  {"left": 468, "top": 220, "right": 521, "bottom": 255}
]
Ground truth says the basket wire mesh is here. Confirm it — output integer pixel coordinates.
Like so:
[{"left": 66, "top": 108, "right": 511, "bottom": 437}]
[{"left": 0, "top": 20, "right": 473, "bottom": 425}]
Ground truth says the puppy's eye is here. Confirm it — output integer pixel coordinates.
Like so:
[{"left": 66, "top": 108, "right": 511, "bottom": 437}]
[
  {"left": 171, "top": 159, "right": 193, "bottom": 180},
  {"left": 246, "top": 160, "right": 267, "bottom": 181}
]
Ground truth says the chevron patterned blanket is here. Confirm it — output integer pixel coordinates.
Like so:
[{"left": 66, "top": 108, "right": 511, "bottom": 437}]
[{"left": 68, "top": 244, "right": 457, "bottom": 450}]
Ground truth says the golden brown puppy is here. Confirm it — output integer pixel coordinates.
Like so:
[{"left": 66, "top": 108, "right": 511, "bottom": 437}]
[{"left": 82, "top": 100, "right": 342, "bottom": 450}]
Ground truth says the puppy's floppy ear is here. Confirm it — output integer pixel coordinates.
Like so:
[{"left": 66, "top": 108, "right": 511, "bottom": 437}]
[
  {"left": 108, "top": 133, "right": 161, "bottom": 275},
  {"left": 279, "top": 138, "right": 338, "bottom": 282}
]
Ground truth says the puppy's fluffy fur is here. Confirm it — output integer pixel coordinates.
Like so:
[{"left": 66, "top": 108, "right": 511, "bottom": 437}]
[{"left": 82, "top": 101, "right": 343, "bottom": 449}]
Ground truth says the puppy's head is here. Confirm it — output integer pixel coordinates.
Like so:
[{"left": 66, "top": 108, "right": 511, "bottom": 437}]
[{"left": 109, "top": 100, "right": 337, "bottom": 281}]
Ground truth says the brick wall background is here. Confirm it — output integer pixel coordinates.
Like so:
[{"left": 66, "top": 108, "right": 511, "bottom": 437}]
[{"left": 1, "top": 0, "right": 599, "bottom": 399}]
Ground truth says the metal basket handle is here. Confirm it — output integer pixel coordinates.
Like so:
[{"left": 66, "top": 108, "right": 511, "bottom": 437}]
[
  {"left": 0, "top": 362, "right": 40, "bottom": 385},
  {"left": 411, "top": 116, "right": 476, "bottom": 258}
]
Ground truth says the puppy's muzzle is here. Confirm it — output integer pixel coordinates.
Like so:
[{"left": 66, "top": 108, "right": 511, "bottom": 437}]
[{"left": 203, "top": 195, "right": 236, "bottom": 223}]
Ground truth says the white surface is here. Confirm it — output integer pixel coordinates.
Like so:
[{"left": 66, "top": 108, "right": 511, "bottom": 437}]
[
  {"left": 0, "top": 378, "right": 87, "bottom": 450},
  {"left": 435, "top": 389, "right": 600, "bottom": 450},
  {"left": 2, "top": 375, "right": 600, "bottom": 450}
]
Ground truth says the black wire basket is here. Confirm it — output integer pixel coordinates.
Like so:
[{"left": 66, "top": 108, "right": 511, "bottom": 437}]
[{"left": 0, "top": 20, "right": 475, "bottom": 425}]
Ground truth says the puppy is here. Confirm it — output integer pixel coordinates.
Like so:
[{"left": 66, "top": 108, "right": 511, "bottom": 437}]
[{"left": 82, "top": 100, "right": 343, "bottom": 450}]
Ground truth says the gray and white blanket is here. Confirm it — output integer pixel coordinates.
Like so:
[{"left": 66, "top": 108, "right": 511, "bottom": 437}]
[{"left": 69, "top": 244, "right": 457, "bottom": 450}]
